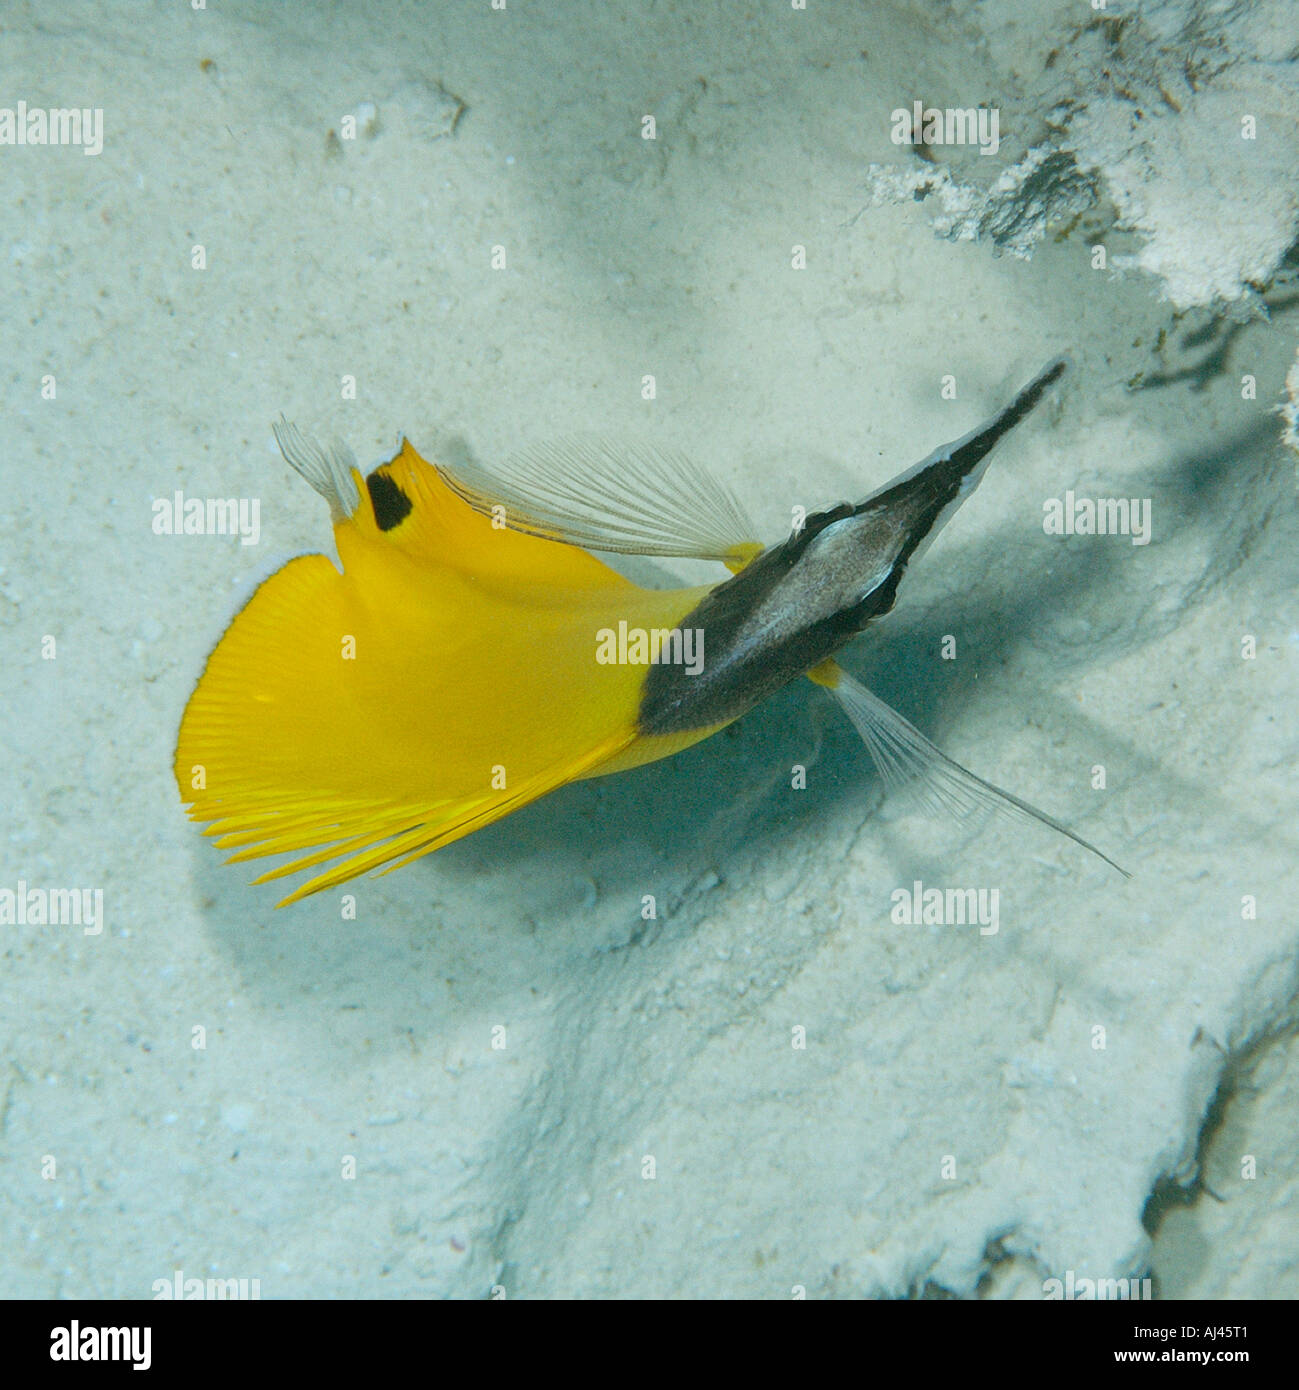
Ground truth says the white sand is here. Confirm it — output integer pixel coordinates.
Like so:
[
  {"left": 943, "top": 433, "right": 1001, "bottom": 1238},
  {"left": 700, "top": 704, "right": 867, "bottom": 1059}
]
[{"left": 2, "top": 0, "right": 1297, "bottom": 1298}]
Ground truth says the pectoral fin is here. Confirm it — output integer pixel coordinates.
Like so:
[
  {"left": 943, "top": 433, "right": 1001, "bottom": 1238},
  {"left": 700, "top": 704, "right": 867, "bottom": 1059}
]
[
  {"left": 439, "top": 436, "right": 765, "bottom": 571},
  {"left": 819, "top": 661, "right": 1129, "bottom": 877}
]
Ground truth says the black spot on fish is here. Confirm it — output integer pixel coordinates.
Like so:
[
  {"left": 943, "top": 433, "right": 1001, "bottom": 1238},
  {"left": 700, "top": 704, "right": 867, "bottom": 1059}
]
[{"left": 366, "top": 469, "right": 412, "bottom": 531}]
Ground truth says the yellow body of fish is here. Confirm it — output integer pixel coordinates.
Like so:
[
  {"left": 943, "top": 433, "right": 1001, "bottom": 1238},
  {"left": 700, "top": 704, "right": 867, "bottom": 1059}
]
[{"left": 175, "top": 442, "right": 729, "bottom": 905}]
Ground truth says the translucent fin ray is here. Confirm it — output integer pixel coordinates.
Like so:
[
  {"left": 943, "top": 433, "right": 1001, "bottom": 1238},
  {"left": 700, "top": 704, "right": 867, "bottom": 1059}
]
[
  {"left": 438, "top": 436, "right": 762, "bottom": 563},
  {"left": 271, "top": 419, "right": 361, "bottom": 522},
  {"left": 826, "top": 664, "right": 1129, "bottom": 877}
]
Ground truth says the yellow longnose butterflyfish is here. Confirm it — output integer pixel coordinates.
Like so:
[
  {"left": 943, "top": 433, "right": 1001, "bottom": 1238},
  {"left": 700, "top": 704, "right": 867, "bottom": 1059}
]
[{"left": 174, "top": 358, "right": 1127, "bottom": 906}]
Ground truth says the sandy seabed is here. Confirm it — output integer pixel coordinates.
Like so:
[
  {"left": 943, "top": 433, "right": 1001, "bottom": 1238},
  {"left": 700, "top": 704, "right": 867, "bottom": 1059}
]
[{"left": 2, "top": 0, "right": 1297, "bottom": 1299}]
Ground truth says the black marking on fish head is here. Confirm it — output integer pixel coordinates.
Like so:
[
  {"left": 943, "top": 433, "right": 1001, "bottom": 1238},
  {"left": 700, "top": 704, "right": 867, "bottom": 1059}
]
[
  {"left": 639, "top": 359, "right": 1067, "bottom": 737},
  {"left": 638, "top": 503, "right": 894, "bottom": 736}
]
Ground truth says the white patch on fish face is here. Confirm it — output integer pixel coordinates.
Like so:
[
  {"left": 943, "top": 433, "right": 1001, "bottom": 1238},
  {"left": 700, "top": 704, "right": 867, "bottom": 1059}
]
[
  {"left": 729, "top": 511, "right": 903, "bottom": 655},
  {"left": 802, "top": 513, "right": 902, "bottom": 609}
]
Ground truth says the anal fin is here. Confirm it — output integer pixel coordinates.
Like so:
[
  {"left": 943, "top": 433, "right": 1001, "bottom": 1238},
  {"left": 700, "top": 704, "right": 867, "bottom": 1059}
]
[{"left": 213, "top": 728, "right": 638, "bottom": 907}]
